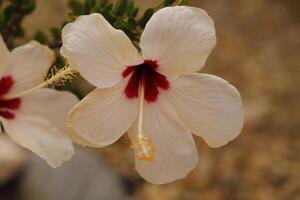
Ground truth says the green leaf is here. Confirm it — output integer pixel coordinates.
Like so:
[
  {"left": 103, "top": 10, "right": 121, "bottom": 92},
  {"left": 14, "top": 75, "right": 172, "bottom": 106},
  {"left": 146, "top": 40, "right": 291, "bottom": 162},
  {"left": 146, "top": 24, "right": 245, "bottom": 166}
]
[
  {"left": 50, "top": 27, "right": 61, "bottom": 40},
  {"left": 126, "top": 0, "right": 134, "bottom": 17},
  {"left": 100, "top": 4, "right": 116, "bottom": 24},
  {"left": 34, "top": 31, "right": 48, "bottom": 44},
  {"left": 114, "top": 0, "right": 127, "bottom": 17},
  {"left": 114, "top": 17, "right": 127, "bottom": 30},
  {"left": 132, "top": 7, "right": 139, "bottom": 18},
  {"left": 20, "top": 0, "right": 36, "bottom": 15},
  {"left": 139, "top": 8, "right": 154, "bottom": 28},
  {"left": 178, "top": 0, "right": 189, "bottom": 5},
  {"left": 127, "top": 17, "right": 138, "bottom": 29},
  {"left": 68, "top": 0, "right": 84, "bottom": 15},
  {"left": 84, "top": 0, "right": 96, "bottom": 13}
]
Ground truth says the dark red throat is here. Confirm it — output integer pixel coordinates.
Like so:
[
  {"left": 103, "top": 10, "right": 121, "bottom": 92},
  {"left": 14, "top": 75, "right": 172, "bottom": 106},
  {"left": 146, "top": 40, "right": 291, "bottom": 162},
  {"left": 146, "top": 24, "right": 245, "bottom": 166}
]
[
  {"left": 122, "top": 60, "right": 169, "bottom": 103},
  {"left": 0, "top": 76, "right": 21, "bottom": 120}
]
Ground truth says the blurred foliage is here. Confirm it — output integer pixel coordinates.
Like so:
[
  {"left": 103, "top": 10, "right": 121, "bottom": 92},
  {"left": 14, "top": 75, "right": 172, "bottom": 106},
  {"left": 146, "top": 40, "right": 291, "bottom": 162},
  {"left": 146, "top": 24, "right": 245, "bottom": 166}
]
[
  {"left": 33, "top": 0, "right": 188, "bottom": 50},
  {"left": 0, "top": 0, "right": 36, "bottom": 48}
]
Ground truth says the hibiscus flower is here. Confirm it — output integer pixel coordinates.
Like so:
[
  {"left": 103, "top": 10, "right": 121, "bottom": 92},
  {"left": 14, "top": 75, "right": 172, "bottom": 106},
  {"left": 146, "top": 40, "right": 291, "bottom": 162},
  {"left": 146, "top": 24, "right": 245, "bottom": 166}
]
[
  {"left": 62, "top": 6, "right": 244, "bottom": 184},
  {"left": 0, "top": 36, "right": 77, "bottom": 167}
]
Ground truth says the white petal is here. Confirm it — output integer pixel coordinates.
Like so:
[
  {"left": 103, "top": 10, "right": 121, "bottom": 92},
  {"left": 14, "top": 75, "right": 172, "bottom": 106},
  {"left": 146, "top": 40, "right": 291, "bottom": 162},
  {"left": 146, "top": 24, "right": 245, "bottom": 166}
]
[
  {"left": 5, "top": 41, "right": 55, "bottom": 95},
  {"left": 21, "top": 89, "right": 97, "bottom": 148},
  {"left": 165, "top": 73, "right": 244, "bottom": 148},
  {"left": 68, "top": 79, "right": 138, "bottom": 147},
  {"left": 0, "top": 36, "right": 9, "bottom": 77},
  {"left": 20, "top": 88, "right": 78, "bottom": 132},
  {"left": 2, "top": 113, "right": 74, "bottom": 168},
  {"left": 61, "top": 13, "right": 143, "bottom": 88},
  {"left": 140, "top": 6, "right": 216, "bottom": 77},
  {"left": 128, "top": 97, "right": 198, "bottom": 184}
]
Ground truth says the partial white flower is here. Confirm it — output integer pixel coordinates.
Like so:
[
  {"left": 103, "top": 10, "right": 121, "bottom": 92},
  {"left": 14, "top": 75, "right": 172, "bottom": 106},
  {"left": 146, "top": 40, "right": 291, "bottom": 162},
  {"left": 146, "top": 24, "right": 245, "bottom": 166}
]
[
  {"left": 0, "top": 36, "right": 77, "bottom": 167},
  {"left": 62, "top": 6, "right": 244, "bottom": 184}
]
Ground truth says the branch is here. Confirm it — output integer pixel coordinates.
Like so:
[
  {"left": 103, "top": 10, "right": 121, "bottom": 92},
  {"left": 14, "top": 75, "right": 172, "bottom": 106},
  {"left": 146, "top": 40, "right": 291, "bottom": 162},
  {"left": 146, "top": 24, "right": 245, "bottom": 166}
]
[{"left": 1, "top": 1, "right": 23, "bottom": 48}]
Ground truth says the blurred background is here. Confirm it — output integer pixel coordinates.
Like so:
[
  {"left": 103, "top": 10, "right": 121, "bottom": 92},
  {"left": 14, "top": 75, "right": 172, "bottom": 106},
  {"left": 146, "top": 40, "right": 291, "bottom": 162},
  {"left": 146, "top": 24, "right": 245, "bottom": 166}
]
[{"left": 0, "top": 0, "right": 299, "bottom": 199}]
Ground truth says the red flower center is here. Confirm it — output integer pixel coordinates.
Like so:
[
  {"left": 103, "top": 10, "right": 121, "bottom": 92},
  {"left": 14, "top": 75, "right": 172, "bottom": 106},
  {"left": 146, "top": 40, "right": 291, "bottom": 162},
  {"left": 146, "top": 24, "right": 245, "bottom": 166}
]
[
  {"left": 122, "top": 60, "right": 169, "bottom": 103},
  {"left": 0, "top": 76, "right": 21, "bottom": 120}
]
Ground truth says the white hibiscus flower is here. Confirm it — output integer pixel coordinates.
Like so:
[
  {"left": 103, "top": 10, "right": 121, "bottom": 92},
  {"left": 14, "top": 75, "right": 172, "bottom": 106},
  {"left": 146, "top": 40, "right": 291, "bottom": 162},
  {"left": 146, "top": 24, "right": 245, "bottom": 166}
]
[
  {"left": 62, "top": 6, "right": 244, "bottom": 184},
  {"left": 0, "top": 36, "right": 77, "bottom": 167}
]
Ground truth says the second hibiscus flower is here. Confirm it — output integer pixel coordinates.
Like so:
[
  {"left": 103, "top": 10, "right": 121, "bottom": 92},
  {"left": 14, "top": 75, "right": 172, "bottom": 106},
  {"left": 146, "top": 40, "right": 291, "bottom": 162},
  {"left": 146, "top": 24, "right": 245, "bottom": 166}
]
[
  {"left": 61, "top": 6, "right": 244, "bottom": 184},
  {"left": 0, "top": 36, "right": 77, "bottom": 167}
]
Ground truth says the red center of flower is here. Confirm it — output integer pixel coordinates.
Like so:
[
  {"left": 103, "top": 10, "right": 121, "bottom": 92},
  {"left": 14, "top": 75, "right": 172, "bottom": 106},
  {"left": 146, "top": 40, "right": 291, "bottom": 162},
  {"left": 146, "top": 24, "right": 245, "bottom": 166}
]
[
  {"left": 122, "top": 60, "right": 169, "bottom": 103},
  {"left": 0, "top": 76, "right": 21, "bottom": 120}
]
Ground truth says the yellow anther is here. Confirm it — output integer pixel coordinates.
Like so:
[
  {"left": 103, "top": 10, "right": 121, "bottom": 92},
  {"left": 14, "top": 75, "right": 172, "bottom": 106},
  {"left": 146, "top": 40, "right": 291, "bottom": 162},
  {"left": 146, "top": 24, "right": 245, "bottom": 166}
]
[
  {"left": 130, "top": 134, "right": 155, "bottom": 161},
  {"left": 46, "top": 65, "right": 77, "bottom": 88}
]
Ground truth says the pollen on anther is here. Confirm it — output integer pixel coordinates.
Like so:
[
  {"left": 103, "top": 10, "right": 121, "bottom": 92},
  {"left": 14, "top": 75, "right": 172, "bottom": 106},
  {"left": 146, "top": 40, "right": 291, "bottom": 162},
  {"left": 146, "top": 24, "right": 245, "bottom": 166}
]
[{"left": 130, "top": 134, "right": 156, "bottom": 161}]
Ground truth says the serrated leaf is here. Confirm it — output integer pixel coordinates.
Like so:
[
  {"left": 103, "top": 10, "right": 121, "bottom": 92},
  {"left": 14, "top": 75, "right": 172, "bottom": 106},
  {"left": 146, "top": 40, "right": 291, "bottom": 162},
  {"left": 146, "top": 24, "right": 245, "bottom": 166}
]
[
  {"left": 114, "top": 0, "right": 127, "bottom": 17},
  {"left": 91, "top": 0, "right": 101, "bottom": 12},
  {"left": 126, "top": 0, "right": 134, "bottom": 17},
  {"left": 100, "top": 4, "right": 115, "bottom": 24},
  {"left": 132, "top": 7, "right": 139, "bottom": 18},
  {"left": 139, "top": 8, "right": 154, "bottom": 28},
  {"left": 127, "top": 18, "right": 137, "bottom": 29},
  {"left": 114, "top": 17, "right": 127, "bottom": 30}
]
